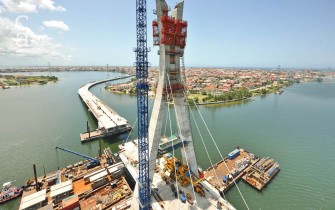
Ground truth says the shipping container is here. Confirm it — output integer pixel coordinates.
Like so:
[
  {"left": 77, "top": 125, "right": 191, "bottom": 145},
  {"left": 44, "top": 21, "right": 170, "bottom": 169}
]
[{"left": 227, "top": 149, "right": 240, "bottom": 160}]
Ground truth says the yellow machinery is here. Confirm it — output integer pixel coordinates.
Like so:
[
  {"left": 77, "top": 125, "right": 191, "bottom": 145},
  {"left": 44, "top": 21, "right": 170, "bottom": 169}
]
[
  {"left": 177, "top": 174, "right": 189, "bottom": 187},
  {"left": 162, "top": 154, "right": 205, "bottom": 196},
  {"left": 192, "top": 179, "right": 205, "bottom": 197}
]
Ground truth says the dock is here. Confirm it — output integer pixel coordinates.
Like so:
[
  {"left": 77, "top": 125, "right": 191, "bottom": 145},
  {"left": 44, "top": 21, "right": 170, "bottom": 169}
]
[
  {"left": 78, "top": 76, "right": 133, "bottom": 142},
  {"left": 203, "top": 148, "right": 259, "bottom": 194},
  {"left": 118, "top": 140, "right": 236, "bottom": 210}
]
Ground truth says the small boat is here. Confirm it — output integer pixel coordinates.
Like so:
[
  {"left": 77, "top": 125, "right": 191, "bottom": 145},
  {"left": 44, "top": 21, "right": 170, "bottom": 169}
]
[
  {"left": 158, "top": 134, "right": 188, "bottom": 153},
  {"left": 0, "top": 182, "right": 23, "bottom": 204},
  {"left": 0, "top": 85, "right": 10, "bottom": 89},
  {"left": 275, "top": 90, "right": 283, "bottom": 94}
]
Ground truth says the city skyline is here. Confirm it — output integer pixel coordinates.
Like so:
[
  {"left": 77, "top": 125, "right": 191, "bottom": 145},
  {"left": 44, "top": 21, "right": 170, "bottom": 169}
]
[{"left": 0, "top": 0, "right": 335, "bottom": 68}]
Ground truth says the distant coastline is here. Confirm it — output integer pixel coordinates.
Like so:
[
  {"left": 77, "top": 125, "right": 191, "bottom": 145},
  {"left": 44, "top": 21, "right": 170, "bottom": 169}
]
[{"left": 104, "top": 77, "right": 293, "bottom": 106}]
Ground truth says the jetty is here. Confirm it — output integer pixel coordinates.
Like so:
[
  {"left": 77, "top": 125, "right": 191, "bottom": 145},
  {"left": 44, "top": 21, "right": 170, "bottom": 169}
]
[{"left": 78, "top": 76, "right": 133, "bottom": 142}]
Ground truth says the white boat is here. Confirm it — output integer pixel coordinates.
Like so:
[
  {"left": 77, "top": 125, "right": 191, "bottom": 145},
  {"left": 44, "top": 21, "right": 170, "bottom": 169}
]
[{"left": 0, "top": 182, "right": 23, "bottom": 204}]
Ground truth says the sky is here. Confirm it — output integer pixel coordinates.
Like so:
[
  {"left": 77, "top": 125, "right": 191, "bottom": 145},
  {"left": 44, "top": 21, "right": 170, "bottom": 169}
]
[{"left": 0, "top": 0, "right": 335, "bottom": 68}]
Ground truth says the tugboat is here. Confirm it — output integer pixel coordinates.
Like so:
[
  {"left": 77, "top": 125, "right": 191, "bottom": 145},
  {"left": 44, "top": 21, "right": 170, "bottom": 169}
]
[{"left": 0, "top": 182, "right": 23, "bottom": 204}]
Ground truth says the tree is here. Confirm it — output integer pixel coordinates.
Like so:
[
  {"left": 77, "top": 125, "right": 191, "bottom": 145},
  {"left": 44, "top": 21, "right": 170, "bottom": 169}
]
[
  {"left": 261, "top": 89, "right": 267, "bottom": 95},
  {"left": 194, "top": 97, "right": 199, "bottom": 103},
  {"left": 187, "top": 98, "right": 195, "bottom": 106}
]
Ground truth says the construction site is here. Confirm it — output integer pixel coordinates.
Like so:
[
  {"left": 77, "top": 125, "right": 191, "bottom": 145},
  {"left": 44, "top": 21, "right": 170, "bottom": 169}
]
[
  {"left": 15, "top": 1, "right": 281, "bottom": 210},
  {"left": 19, "top": 148, "right": 133, "bottom": 210}
]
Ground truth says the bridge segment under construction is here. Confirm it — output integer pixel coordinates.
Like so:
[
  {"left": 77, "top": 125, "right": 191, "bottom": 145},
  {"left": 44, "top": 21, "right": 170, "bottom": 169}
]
[{"left": 78, "top": 76, "right": 132, "bottom": 142}]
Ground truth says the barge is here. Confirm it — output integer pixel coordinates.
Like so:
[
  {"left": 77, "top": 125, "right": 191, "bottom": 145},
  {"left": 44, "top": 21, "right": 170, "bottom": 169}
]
[
  {"left": 19, "top": 148, "right": 133, "bottom": 210},
  {"left": 242, "top": 157, "right": 280, "bottom": 191},
  {"left": 203, "top": 148, "right": 259, "bottom": 195}
]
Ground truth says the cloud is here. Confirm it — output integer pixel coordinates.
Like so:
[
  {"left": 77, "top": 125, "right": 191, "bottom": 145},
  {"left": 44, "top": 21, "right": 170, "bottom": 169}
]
[
  {"left": 43, "top": 20, "right": 69, "bottom": 31},
  {"left": 0, "top": 16, "right": 68, "bottom": 60},
  {"left": 0, "top": 6, "right": 5, "bottom": 13},
  {"left": 68, "top": 47, "right": 78, "bottom": 51},
  {"left": 0, "top": 0, "right": 37, "bottom": 13},
  {"left": 0, "top": 0, "right": 65, "bottom": 13},
  {"left": 38, "top": 0, "right": 66, "bottom": 12}
]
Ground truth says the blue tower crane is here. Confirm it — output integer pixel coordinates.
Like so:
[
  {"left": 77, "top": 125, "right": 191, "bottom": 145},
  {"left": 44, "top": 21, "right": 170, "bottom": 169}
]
[
  {"left": 134, "top": 0, "right": 150, "bottom": 209},
  {"left": 55, "top": 146, "right": 100, "bottom": 169}
]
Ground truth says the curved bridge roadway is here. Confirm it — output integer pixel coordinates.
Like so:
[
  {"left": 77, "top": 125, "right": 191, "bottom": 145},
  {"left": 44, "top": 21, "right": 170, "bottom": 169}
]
[{"left": 78, "top": 75, "right": 133, "bottom": 142}]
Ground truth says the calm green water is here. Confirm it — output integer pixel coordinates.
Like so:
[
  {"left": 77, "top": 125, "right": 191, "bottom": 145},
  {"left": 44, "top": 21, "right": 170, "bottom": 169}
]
[{"left": 0, "top": 72, "right": 334, "bottom": 209}]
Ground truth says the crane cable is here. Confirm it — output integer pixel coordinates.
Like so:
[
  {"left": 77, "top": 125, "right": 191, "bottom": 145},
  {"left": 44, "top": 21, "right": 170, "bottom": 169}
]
[
  {"left": 123, "top": 95, "right": 155, "bottom": 145},
  {"left": 180, "top": 55, "right": 226, "bottom": 200},
  {"left": 124, "top": 118, "right": 138, "bottom": 144},
  {"left": 186, "top": 101, "right": 227, "bottom": 201},
  {"left": 163, "top": 107, "right": 169, "bottom": 137},
  {"left": 165, "top": 82, "right": 181, "bottom": 209},
  {"left": 56, "top": 149, "right": 60, "bottom": 170},
  {"left": 167, "top": 73, "right": 199, "bottom": 206},
  {"left": 124, "top": 98, "right": 154, "bottom": 160},
  {"left": 183, "top": 90, "right": 250, "bottom": 210},
  {"left": 180, "top": 55, "right": 249, "bottom": 209}
]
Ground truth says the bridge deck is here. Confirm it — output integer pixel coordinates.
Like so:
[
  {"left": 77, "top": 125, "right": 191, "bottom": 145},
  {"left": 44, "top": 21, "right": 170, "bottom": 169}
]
[
  {"left": 118, "top": 140, "right": 236, "bottom": 210},
  {"left": 78, "top": 76, "right": 133, "bottom": 142}
]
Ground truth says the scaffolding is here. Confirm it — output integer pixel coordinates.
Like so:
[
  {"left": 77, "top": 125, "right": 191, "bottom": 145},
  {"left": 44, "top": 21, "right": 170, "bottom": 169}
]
[{"left": 152, "top": 15, "right": 188, "bottom": 47}]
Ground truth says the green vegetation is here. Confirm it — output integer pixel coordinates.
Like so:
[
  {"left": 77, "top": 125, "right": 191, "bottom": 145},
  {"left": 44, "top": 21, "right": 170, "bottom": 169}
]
[
  {"left": 201, "top": 88, "right": 252, "bottom": 103},
  {"left": 188, "top": 93, "right": 207, "bottom": 103},
  {"left": 3, "top": 80, "right": 18, "bottom": 86},
  {"left": 0, "top": 75, "right": 58, "bottom": 86},
  {"left": 128, "top": 87, "right": 137, "bottom": 95},
  {"left": 251, "top": 80, "right": 299, "bottom": 96},
  {"left": 187, "top": 98, "right": 195, "bottom": 106}
]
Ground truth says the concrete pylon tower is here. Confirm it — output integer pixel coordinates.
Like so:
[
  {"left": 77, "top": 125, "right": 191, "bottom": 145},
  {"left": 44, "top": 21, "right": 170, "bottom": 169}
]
[
  {"left": 131, "top": 1, "right": 198, "bottom": 209},
  {"left": 148, "top": 0, "right": 199, "bottom": 180}
]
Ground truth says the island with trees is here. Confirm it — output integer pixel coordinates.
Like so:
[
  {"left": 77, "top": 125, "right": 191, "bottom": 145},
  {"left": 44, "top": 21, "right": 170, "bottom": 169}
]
[{"left": 0, "top": 75, "right": 58, "bottom": 89}]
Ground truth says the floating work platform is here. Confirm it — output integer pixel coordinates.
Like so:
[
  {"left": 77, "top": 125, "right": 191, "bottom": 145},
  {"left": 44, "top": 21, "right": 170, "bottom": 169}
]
[
  {"left": 78, "top": 76, "right": 133, "bottom": 142},
  {"left": 20, "top": 151, "right": 132, "bottom": 210},
  {"left": 118, "top": 140, "right": 236, "bottom": 210},
  {"left": 204, "top": 148, "right": 259, "bottom": 194},
  {"left": 242, "top": 157, "right": 280, "bottom": 191},
  {"left": 80, "top": 127, "right": 131, "bottom": 142}
]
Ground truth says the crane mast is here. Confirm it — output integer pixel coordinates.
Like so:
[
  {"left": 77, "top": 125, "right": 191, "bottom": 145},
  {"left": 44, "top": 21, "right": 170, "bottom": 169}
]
[{"left": 135, "top": 0, "right": 150, "bottom": 209}]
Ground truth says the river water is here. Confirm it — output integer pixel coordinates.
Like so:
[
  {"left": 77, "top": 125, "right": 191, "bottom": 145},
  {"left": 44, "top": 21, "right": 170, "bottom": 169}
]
[{"left": 0, "top": 71, "right": 334, "bottom": 209}]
